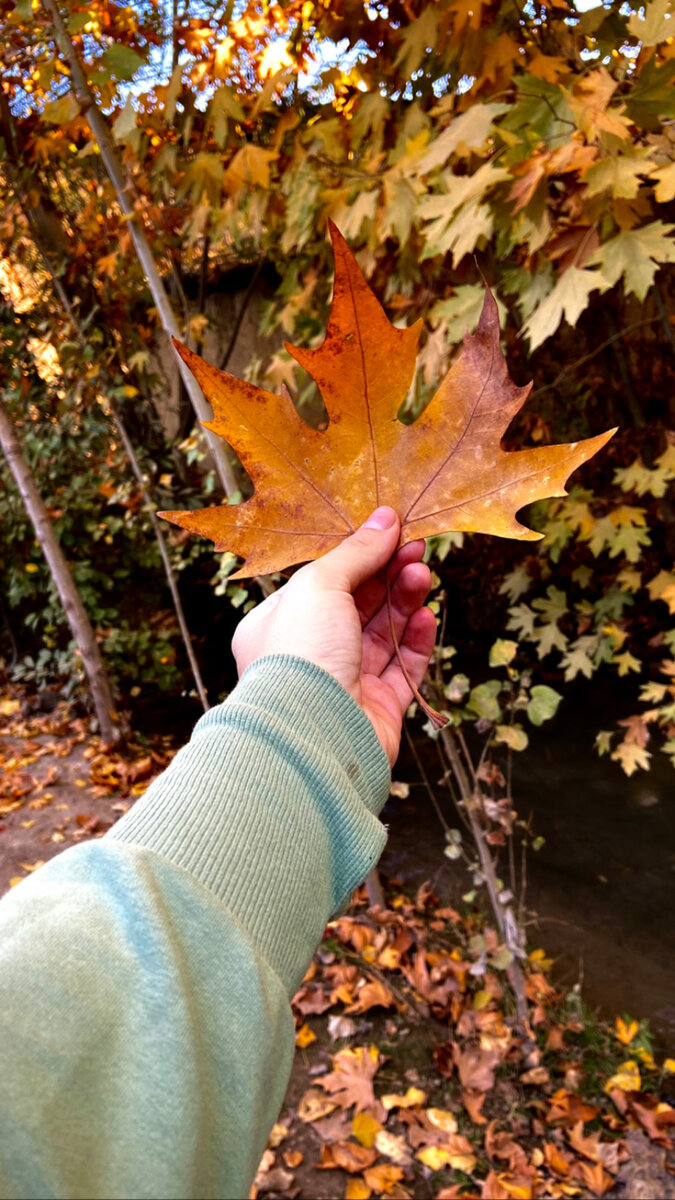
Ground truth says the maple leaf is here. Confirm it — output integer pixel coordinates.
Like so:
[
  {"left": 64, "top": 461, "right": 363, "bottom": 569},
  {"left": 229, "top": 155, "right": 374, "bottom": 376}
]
[
  {"left": 317, "top": 1045, "right": 385, "bottom": 1118},
  {"left": 161, "top": 225, "right": 614, "bottom": 577},
  {"left": 589, "top": 221, "right": 675, "bottom": 302}
]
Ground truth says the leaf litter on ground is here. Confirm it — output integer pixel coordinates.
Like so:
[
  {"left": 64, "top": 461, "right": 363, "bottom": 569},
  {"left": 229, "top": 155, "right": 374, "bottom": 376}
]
[{"left": 252, "top": 875, "right": 675, "bottom": 1200}]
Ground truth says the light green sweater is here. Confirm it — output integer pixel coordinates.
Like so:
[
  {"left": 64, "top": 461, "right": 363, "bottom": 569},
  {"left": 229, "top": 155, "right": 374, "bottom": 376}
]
[{"left": 0, "top": 657, "right": 391, "bottom": 1200}]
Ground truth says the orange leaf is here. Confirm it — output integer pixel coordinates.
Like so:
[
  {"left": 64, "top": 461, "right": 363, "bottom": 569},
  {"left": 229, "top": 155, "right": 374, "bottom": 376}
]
[
  {"left": 363, "top": 1162, "right": 404, "bottom": 1193},
  {"left": 317, "top": 1045, "right": 384, "bottom": 1118},
  {"left": 160, "top": 224, "right": 614, "bottom": 577},
  {"left": 316, "top": 1140, "right": 378, "bottom": 1173}
]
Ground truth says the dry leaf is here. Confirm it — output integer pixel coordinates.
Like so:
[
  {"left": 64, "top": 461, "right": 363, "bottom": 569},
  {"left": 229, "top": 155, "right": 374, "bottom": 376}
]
[
  {"left": 363, "top": 1163, "right": 405, "bottom": 1193},
  {"left": 317, "top": 1046, "right": 384, "bottom": 1118},
  {"left": 381, "top": 1085, "right": 426, "bottom": 1111},
  {"left": 267, "top": 1122, "right": 289, "bottom": 1148},
  {"left": 161, "top": 224, "right": 614, "bottom": 576},
  {"left": 346, "top": 1180, "right": 372, "bottom": 1200},
  {"left": 283, "top": 1150, "right": 303, "bottom": 1169},
  {"left": 374, "top": 1129, "right": 412, "bottom": 1166},
  {"left": 316, "top": 1140, "right": 378, "bottom": 1173},
  {"left": 352, "top": 1112, "right": 383, "bottom": 1148},
  {"left": 417, "top": 1136, "right": 477, "bottom": 1173},
  {"left": 454, "top": 1044, "right": 502, "bottom": 1092},
  {"left": 462, "top": 1088, "right": 488, "bottom": 1125},
  {"left": 297, "top": 1087, "right": 337, "bottom": 1123},
  {"left": 295, "top": 1023, "right": 317, "bottom": 1048},
  {"left": 345, "top": 979, "right": 396, "bottom": 1015}
]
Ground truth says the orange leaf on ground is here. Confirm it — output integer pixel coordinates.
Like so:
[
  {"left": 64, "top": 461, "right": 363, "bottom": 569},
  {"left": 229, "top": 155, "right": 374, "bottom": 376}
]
[
  {"left": 161, "top": 224, "right": 614, "bottom": 577},
  {"left": 345, "top": 979, "right": 397, "bottom": 1015},
  {"left": 316, "top": 1141, "right": 378, "bottom": 1173},
  {"left": 454, "top": 1044, "right": 502, "bottom": 1092},
  {"left": 317, "top": 1045, "right": 385, "bottom": 1118},
  {"left": 345, "top": 1179, "right": 372, "bottom": 1200},
  {"left": 363, "top": 1163, "right": 404, "bottom": 1194}
]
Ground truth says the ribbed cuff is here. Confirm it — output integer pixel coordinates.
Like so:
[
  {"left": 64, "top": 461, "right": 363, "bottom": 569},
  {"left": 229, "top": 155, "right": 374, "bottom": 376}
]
[{"left": 107, "top": 657, "right": 391, "bottom": 992}]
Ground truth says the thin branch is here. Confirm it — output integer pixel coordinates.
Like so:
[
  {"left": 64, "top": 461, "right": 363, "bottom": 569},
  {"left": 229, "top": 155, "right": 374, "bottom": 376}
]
[
  {"left": 529, "top": 317, "right": 661, "bottom": 402},
  {"left": 404, "top": 723, "right": 451, "bottom": 834}
]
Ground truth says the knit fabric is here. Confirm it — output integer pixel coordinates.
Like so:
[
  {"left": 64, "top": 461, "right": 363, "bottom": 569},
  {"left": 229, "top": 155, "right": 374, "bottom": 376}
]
[{"left": 0, "top": 657, "right": 391, "bottom": 1199}]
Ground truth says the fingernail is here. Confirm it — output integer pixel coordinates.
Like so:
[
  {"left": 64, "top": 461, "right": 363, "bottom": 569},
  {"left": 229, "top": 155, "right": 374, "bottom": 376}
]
[{"left": 363, "top": 506, "right": 397, "bottom": 530}]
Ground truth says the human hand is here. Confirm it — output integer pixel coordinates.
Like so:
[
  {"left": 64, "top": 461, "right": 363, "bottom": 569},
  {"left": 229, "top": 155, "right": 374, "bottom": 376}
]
[{"left": 232, "top": 507, "right": 437, "bottom": 765}]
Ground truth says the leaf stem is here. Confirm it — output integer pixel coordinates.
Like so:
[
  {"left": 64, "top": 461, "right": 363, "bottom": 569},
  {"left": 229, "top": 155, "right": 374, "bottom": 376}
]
[{"left": 384, "top": 570, "right": 447, "bottom": 729}]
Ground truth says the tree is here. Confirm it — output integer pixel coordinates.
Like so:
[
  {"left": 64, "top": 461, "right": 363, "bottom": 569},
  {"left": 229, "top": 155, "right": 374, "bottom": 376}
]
[{"left": 0, "top": 399, "right": 120, "bottom": 743}]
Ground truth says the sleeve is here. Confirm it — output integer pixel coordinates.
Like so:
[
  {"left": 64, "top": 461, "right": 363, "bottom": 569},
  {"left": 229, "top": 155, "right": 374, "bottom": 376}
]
[{"left": 0, "top": 656, "right": 391, "bottom": 1200}]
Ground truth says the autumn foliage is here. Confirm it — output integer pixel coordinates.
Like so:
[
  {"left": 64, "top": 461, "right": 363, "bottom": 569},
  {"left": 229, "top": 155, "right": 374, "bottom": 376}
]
[{"left": 0, "top": 0, "right": 674, "bottom": 772}]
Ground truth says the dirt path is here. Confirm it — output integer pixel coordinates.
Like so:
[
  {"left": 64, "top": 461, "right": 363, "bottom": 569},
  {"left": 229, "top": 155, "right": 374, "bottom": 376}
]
[{"left": 0, "top": 689, "right": 171, "bottom": 895}]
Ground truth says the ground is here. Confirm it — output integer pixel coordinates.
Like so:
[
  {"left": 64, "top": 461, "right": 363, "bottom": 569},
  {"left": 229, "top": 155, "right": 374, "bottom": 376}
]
[{"left": 1, "top": 684, "right": 674, "bottom": 1200}]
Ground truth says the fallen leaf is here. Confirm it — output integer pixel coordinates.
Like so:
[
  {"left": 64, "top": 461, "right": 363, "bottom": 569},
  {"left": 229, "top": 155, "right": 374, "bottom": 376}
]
[
  {"left": 346, "top": 1180, "right": 372, "bottom": 1200},
  {"left": 544, "top": 1141, "right": 572, "bottom": 1177},
  {"left": 433, "top": 1042, "right": 455, "bottom": 1077},
  {"left": 317, "top": 1046, "right": 384, "bottom": 1118},
  {"left": 328, "top": 1014, "right": 358, "bottom": 1040},
  {"left": 293, "top": 984, "right": 334, "bottom": 1015},
  {"left": 520, "top": 1066, "right": 550, "bottom": 1085},
  {"left": 352, "top": 1112, "right": 382, "bottom": 1148},
  {"left": 454, "top": 1044, "right": 502, "bottom": 1092},
  {"left": 417, "top": 1136, "right": 477, "bottom": 1173},
  {"left": 295, "top": 1023, "right": 317, "bottom": 1048},
  {"left": 161, "top": 224, "right": 614, "bottom": 577},
  {"left": 297, "top": 1088, "right": 337, "bottom": 1123},
  {"left": 345, "top": 979, "right": 396, "bottom": 1015},
  {"left": 605, "top": 1059, "right": 641, "bottom": 1093},
  {"left": 381, "top": 1085, "right": 426, "bottom": 1111},
  {"left": 268, "top": 1123, "right": 289, "bottom": 1148},
  {"left": 462, "top": 1088, "right": 487, "bottom": 1124},
  {"left": 546, "top": 1089, "right": 600, "bottom": 1126},
  {"left": 363, "top": 1163, "right": 405, "bottom": 1193},
  {"left": 571, "top": 1160, "right": 615, "bottom": 1197},
  {"left": 426, "top": 1108, "right": 458, "bottom": 1135},
  {"left": 374, "top": 1129, "right": 412, "bottom": 1166},
  {"left": 567, "top": 1121, "right": 602, "bottom": 1162},
  {"left": 615, "top": 1015, "right": 639, "bottom": 1045},
  {"left": 316, "top": 1141, "right": 377, "bottom": 1173},
  {"left": 282, "top": 1150, "right": 303, "bottom": 1169}
]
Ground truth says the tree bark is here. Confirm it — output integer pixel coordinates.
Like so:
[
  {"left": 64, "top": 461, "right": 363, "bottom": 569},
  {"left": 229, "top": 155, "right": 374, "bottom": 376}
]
[
  {"left": 0, "top": 402, "right": 120, "bottom": 744},
  {"left": 42, "top": 0, "right": 239, "bottom": 497}
]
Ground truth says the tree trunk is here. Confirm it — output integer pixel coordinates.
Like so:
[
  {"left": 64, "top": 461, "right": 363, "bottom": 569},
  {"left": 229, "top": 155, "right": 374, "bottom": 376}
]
[
  {"left": 0, "top": 402, "right": 120, "bottom": 744},
  {"left": 42, "top": 0, "right": 239, "bottom": 497}
]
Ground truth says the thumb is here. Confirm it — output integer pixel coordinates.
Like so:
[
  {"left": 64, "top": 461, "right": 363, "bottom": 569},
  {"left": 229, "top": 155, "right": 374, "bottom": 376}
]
[{"left": 316, "top": 506, "right": 400, "bottom": 592}]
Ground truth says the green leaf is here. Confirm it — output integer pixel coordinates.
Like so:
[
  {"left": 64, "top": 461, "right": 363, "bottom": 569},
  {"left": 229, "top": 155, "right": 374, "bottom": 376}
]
[
  {"left": 468, "top": 680, "right": 502, "bottom": 722},
  {"left": 495, "top": 724, "right": 529, "bottom": 751},
  {"left": 489, "top": 638, "right": 518, "bottom": 667},
  {"left": 431, "top": 285, "right": 506, "bottom": 348},
  {"left": 522, "top": 265, "right": 611, "bottom": 349},
  {"left": 527, "top": 685, "right": 562, "bottom": 726},
  {"left": 444, "top": 673, "right": 470, "bottom": 702},
  {"left": 625, "top": 57, "right": 675, "bottom": 129},
  {"left": 589, "top": 222, "right": 675, "bottom": 303},
  {"left": 42, "top": 94, "right": 79, "bottom": 125},
  {"left": 627, "top": 0, "right": 674, "bottom": 47},
  {"left": 490, "top": 946, "right": 513, "bottom": 970},
  {"left": 583, "top": 150, "right": 653, "bottom": 200},
  {"left": 394, "top": 6, "right": 439, "bottom": 75},
  {"left": 164, "top": 62, "right": 183, "bottom": 126},
  {"left": 112, "top": 95, "right": 137, "bottom": 143},
  {"left": 416, "top": 103, "right": 508, "bottom": 174},
  {"left": 99, "top": 44, "right": 145, "bottom": 83}
]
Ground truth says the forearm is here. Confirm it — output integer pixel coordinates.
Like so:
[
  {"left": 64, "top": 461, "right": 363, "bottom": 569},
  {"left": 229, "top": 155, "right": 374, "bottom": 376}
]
[{"left": 0, "top": 657, "right": 390, "bottom": 1200}]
